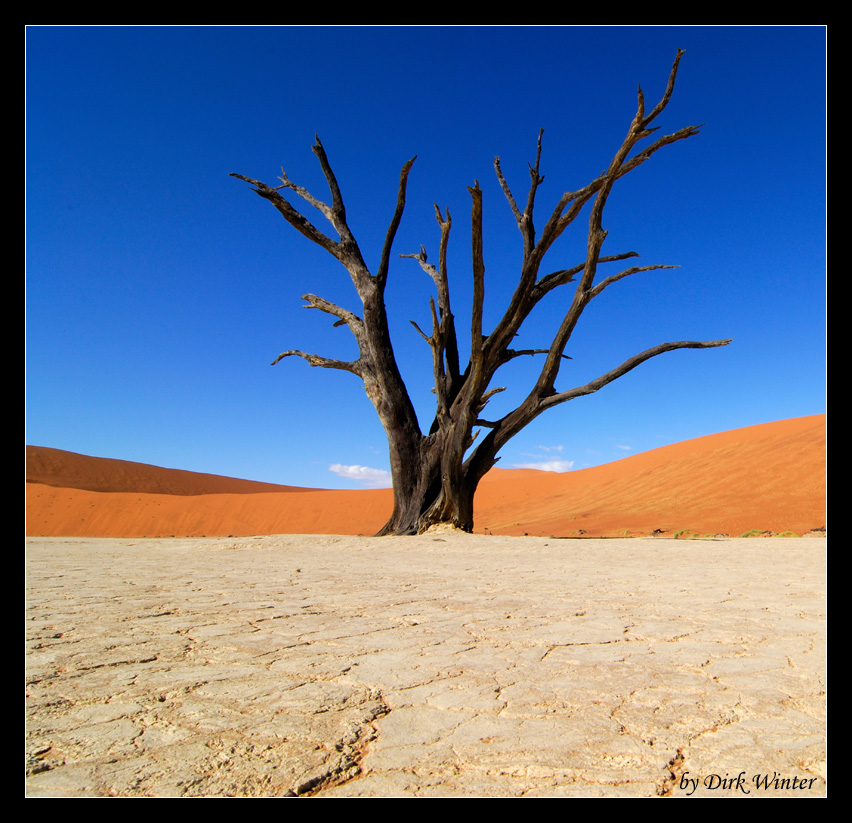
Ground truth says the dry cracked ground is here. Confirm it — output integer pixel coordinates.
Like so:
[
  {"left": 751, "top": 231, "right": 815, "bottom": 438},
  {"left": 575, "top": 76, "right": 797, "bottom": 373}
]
[{"left": 26, "top": 534, "right": 826, "bottom": 797}]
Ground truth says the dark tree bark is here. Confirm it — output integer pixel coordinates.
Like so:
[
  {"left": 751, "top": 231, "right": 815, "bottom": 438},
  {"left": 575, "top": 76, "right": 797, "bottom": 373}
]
[{"left": 232, "top": 50, "right": 731, "bottom": 535}]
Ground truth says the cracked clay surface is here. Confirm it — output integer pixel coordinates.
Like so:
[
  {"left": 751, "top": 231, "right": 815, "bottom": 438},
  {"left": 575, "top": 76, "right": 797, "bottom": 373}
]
[{"left": 26, "top": 535, "right": 825, "bottom": 796}]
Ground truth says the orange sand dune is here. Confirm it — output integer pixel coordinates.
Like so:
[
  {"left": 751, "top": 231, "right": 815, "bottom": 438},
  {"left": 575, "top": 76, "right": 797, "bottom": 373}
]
[
  {"left": 26, "top": 445, "right": 310, "bottom": 495},
  {"left": 26, "top": 415, "right": 825, "bottom": 538}
]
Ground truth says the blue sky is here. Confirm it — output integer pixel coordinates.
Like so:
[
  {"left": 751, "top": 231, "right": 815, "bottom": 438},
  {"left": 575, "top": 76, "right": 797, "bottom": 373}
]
[{"left": 26, "top": 26, "right": 826, "bottom": 489}]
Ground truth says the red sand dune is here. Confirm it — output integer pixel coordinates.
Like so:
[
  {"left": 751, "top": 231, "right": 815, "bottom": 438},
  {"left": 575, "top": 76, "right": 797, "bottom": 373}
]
[
  {"left": 25, "top": 446, "right": 311, "bottom": 496},
  {"left": 26, "top": 415, "right": 825, "bottom": 538}
]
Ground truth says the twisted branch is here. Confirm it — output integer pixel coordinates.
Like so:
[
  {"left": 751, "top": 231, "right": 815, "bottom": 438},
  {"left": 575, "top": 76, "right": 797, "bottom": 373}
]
[{"left": 270, "top": 349, "right": 362, "bottom": 375}]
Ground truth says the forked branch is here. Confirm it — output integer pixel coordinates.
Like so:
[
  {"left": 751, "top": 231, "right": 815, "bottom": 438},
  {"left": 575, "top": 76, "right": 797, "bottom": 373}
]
[
  {"left": 301, "top": 293, "right": 364, "bottom": 335},
  {"left": 229, "top": 172, "right": 341, "bottom": 258},
  {"left": 533, "top": 252, "right": 641, "bottom": 301}
]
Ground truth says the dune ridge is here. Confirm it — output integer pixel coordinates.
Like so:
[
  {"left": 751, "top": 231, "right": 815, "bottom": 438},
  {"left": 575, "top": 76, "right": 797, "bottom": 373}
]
[
  {"left": 25, "top": 445, "right": 311, "bottom": 496},
  {"left": 26, "top": 414, "right": 825, "bottom": 538}
]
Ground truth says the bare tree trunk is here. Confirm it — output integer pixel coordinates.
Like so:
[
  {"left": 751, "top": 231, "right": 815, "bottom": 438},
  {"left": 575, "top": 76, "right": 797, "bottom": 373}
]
[{"left": 376, "top": 436, "right": 480, "bottom": 535}]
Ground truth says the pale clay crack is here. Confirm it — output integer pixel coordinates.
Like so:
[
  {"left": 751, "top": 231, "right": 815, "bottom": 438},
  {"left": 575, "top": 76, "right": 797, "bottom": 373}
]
[
  {"left": 294, "top": 693, "right": 390, "bottom": 797},
  {"left": 540, "top": 638, "right": 624, "bottom": 661}
]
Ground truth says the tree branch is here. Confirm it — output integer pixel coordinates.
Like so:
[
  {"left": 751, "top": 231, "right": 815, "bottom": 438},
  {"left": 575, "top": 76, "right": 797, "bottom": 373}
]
[
  {"left": 434, "top": 206, "right": 453, "bottom": 317},
  {"left": 400, "top": 247, "right": 441, "bottom": 287},
  {"left": 494, "top": 128, "right": 545, "bottom": 245},
  {"left": 501, "top": 348, "right": 572, "bottom": 364},
  {"left": 310, "top": 137, "right": 349, "bottom": 236},
  {"left": 587, "top": 264, "right": 679, "bottom": 300},
  {"left": 494, "top": 157, "right": 523, "bottom": 225},
  {"left": 616, "top": 124, "right": 702, "bottom": 179},
  {"left": 483, "top": 53, "right": 696, "bottom": 394},
  {"left": 432, "top": 206, "right": 461, "bottom": 388},
  {"left": 469, "top": 181, "right": 486, "bottom": 375},
  {"left": 480, "top": 386, "right": 506, "bottom": 404},
  {"left": 531, "top": 57, "right": 699, "bottom": 394},
  {"left": 377, "top": 157, "right": 417, "bottom": 289},
  {"left": 541, "top": 339, "right": 733, "bottom": 410},
  {"left": 642, "top": 49, "right": 686, "bottom": 128},
  {"left": 301, "top": 293, "right": 364, "bottom": 336},
  {"left": 523, "top": 128, "right": 545, "bottom": 226},
  {"left": 532, "top": 58, "right": 698, "bottom": 263},
  {"left": 534, "top": 252, "right": 641, "bottom": 301},
  {"left": 232, "top": 136, "right": 378, "bottom": 284},
  {"left": 229, "top": 173, "right": 341, "bottom": 257},
  {"left": 467, "top": 338, "right": 731, "bottom": 484},
  {"left": 401, "top": 207, "right": 462, "bottom": 413},
  {"left": 276, "top": 167, "right": 333, "bottom": 221},
  {"left": 270, "top": 349, "right": 363, "bottom": 375},
  {"left": 409, "top": 318, "right": 432, "bottom": 343},
  {"left": 235, "top": 141, "right": 425, "bottom": 501}
]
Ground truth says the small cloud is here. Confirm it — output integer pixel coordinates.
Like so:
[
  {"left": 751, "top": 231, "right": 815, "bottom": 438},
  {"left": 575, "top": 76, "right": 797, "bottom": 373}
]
[
  {"left": 513, "top": 459, "right": 575, "bottom": 473},
  {"left": 616, "top": 445, "right": 632, "bottom": 451},
  {"left": 520, "top": 445, "right": 565, "bottom": 458},
  {"left": 329, "top": 464, "right": 393, "bottom": 488},
  {"left": 514, "top": 444, "right": 573, "bottom": 472}
]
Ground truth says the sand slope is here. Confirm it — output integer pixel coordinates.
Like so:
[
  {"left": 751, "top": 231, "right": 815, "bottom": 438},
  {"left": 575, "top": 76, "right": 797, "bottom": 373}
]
[
  {"left": 26, "top": 445, "right": 310, "bottom": 495},
  {"left": 26, "top": 414, "right": 825, "bottom": 538}
]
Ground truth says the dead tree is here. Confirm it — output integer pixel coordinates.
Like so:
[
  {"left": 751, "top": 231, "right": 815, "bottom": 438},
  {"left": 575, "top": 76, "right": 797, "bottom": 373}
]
[{"left": 232, "top": 50, "right": 731, "bottom": 535}]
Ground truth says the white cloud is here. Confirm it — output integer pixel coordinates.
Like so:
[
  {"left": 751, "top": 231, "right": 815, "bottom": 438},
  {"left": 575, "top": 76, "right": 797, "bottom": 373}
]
[
  {"left": 520, "top": 444, "right": 565, "bottom": 458},
  {"left": 513, "top": 459, "right": 575, "bottom": 473},
  {"left": 515, "top": 444, "right": 571, "bottom": 471},
  {"left": 329, "top": 464, "right": 393, "bottom": 488},
  {"left": 616, "top": 445, "right": 633, "bottom": 451}
]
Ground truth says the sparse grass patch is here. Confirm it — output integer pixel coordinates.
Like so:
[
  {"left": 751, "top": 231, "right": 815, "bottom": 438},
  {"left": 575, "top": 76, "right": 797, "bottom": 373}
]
[{"left": 740, "top": 529, "right": 764, "bottom": 538}]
